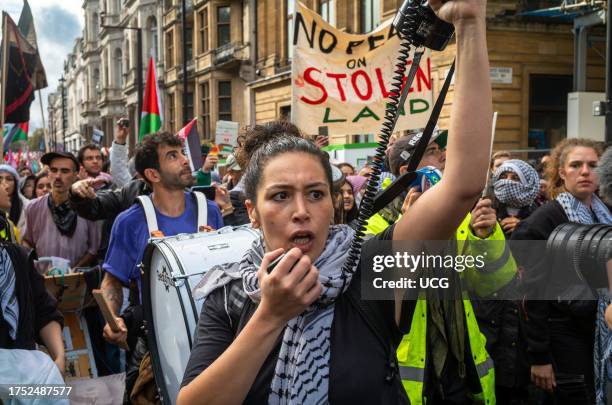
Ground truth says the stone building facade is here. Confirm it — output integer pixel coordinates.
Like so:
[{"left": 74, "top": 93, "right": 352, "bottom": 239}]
[{"left": 49, "top": 0, "right": 607, "bottom": 153}]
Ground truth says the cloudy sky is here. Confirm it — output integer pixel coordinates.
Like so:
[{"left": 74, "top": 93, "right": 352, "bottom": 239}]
[{"left": 3, "top": 0, "right": 84, "bottom": 134}]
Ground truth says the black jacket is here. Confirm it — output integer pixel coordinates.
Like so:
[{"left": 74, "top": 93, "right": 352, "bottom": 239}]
[
  {"left": 470, "top": 278, "right": 528, "bottom": 389},
  {"left": 0, "top": 244, "right": 64, "bottom": 349},
  {"left": 69, "top": 179, "right": 151, "bottom": 223},
  {"left": 222, "top": 190, "right": 250, "bottom": 226},
  {"left": 511, "top": 200, "right": 597, "bottom": 365}
]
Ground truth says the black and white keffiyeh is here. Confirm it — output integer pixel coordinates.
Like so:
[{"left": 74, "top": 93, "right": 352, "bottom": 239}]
[
  {"left": 0, "top": 247, "right": 18, "bottom": 340},
  {"left": 556, "top": 192, "right": 612, "bottom": 225},
  {"left": 492, "top": 159, "right": 540, "bottom": 209},
  {"left": 193, "top": 225, "right": 355, "bottom": 404}
]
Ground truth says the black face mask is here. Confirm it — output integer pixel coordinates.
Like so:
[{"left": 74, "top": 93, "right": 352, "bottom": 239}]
[{"left": 47, "top": 196, "right": 77, "bottom": 237}]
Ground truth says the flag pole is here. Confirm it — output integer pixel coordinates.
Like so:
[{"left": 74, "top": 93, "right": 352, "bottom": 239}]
[
  {"left": 0, "top": 13, "right": 9, "bottom": 159},
  {"left": 37, "top": 89, "right": 49, "bottom": 152}
]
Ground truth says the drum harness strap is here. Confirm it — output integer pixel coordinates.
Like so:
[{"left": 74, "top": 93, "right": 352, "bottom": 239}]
[{"left": 137, "top": 191, "right": 209, "bottom": 237}]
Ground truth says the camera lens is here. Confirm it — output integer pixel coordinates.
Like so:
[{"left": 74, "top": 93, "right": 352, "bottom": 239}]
[{"left": 547, "top": 223, "right": 612, "bottom": 290}]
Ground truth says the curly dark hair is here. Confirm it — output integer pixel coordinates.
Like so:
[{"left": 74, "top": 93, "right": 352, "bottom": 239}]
[
  {"left": 134, "top": 131, "right": 183, "bottom": 183},
  {"left": 77, "top": 143, "right": 102, "bottom": 165},
  {"left": 239, "top": 121, "right": 333, "bottom": 203},
  {"left": 235, "top": 121, "right": 303, "bottom": 170}
]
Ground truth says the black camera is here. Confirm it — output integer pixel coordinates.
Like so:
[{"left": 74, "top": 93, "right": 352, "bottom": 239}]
[
  {"left": 393, "top": 0, "right": 454, "bottom": 51},
  {"left": 118, "top": 118, "right": 130, "bottom": 128},
  {"left": 547, "top": 223, "right": 612, "bottom": 290}
]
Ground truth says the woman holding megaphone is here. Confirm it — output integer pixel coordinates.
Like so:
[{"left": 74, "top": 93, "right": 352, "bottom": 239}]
[{"left": 178, "top": 0, "right": 493, "bottom": 403}]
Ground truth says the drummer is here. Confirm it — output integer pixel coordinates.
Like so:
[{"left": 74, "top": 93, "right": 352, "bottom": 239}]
[{"left": 100, "top": 131, "right": 223, "bottom": 399}]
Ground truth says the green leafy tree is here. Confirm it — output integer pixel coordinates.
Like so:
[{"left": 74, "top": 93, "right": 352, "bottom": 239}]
[{"left": 28, "top": 128, "right": 44, "bottom": 151}]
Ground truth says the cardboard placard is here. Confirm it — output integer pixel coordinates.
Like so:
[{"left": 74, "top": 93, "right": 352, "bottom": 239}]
[{"left": 44, "top": 272, "right": 87, "bottom": 312}]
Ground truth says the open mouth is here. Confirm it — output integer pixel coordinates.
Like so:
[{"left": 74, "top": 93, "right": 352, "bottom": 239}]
[{"left": 290, "top": 231, "right": 315, "bottom": 252}]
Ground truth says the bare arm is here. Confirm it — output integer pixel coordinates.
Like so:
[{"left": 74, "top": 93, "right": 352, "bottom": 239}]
[
  {"left": 394, "top": 0, "right": 492, "bottom": 242},
  {"left": 39, "top": 321, "right": 65, "bottom": 375},
  {"left": 101, "top": 272, "right": 128, "bottom": 345},
  {"left": 73, "top": 252, "right": 97, "bottom": 269},
  {"left": 101, "top": 272, "right": 123, "bottom": 316}
]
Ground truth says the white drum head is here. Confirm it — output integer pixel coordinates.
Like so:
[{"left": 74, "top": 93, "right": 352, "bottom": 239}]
[{"left": 142, "top": 226, "right": 259, "bottom": 405}]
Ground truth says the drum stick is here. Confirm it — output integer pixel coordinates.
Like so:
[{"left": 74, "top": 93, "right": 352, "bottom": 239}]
[{"left": 92, "top": 289, "right": 129, "bottom": 350}]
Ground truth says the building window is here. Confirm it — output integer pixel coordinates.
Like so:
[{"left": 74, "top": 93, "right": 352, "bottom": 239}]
[
  {"left": 319, "top": 0, "right": 335, "bottom": 26},
  {"left": 114, "top": 48, "right": 122, "bottom": 87},
  {"left": 287, "top": 0, "right": 294, "bottom": 60},
  {"left": 186, "top": 23, "right": 193, "bottom": 61},
  {"left": 280, "top": 105, "right": 291, "bottom": 121},
  {"left": 187, "top": 91, "right": 194, "bottom": 121},
  {"left": 93, "top": 68, "right": 100, "bottom": 97},
  {"left": 166, "top": 30, "right": 174, "bottom": 67},
  {"left": 148, "top": 17, "right": 158, "bottom": 61},
  {"left": 352, "top": 134, "right": 374, "bottom": 143},
  {"left": 199, "top": 8, "right": 209, "bottom": 53},
  {"left": 218, "top": 81, "right": 232, "bottom": 121},
  {"left": 125, "top": 39, "right": 131, "bottom": 71},
  {"left": 92, "top": 13, "right": 99, "bottom": 39},
  {"left": 200, "top": 81, "right": 210, "bottom": 138},
  {"left": 169, "top": 93, "right": 176, "bottom": 132},
  {"left": 361, "top": 0, "right": 380, "bottom": 33},
  {"left": 217, "top": 6, "right": 231, "bottom": 47},
  {"left": 103, "top": 50, "right": 109, "bottom": 87}
]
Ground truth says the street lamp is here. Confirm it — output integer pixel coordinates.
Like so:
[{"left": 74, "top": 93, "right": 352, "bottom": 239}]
[
  {"left": 100, "top": 14, "right": 144, "bottom": 130},
  {"left": 59, "top": 75, "right": 66, "bottom": 152}
]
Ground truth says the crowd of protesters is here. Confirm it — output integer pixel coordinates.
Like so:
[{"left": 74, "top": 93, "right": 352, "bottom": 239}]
[
  {"left": 1, "top": 0, "right": 612, "bottom": 403},
  {"left": 0, "top": 89, "right": 611, "bottom": 405}
]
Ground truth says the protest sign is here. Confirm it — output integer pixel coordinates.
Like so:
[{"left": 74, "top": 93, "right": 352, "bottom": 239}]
[{"left": 291, "top": 3, "right": 433, "bottom": 136}]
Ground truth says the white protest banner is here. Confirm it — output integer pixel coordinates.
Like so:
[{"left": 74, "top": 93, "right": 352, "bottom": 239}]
[
  {"left": 215, "top": 120, "right": 239, "bottom": 146},
  {"left": 291, "top": 2, "right": 433, "bottom": 136}
]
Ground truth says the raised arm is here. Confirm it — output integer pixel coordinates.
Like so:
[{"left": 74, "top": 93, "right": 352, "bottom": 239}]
[
  {"left": 70, "top": 179, "right": 145, "bottom": 222},
  {"left": 109, "top": 123, "right": 132, "bottom": 188},
  {"left": 394, "top": 0, "right": 492, "bottom": 241}
]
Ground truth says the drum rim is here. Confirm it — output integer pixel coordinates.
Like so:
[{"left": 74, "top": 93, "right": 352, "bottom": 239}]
[
  {"left": 142, "top": 240, "right": 191, "bottom": 405},
  {"left": 142, "top": 226, "right": 260, "bottom": 404},
  {"left": 163, "top": 239, "right": 200, "bottom": 327}
]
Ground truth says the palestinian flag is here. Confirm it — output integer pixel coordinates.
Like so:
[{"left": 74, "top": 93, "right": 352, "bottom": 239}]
[
  {"left": 2, "top": 122, "right": 28, "bottom": 152},
  {"left": 17, "top": 0, "right": 47, "bottom": 90},
  {"left": 1, "top": 12, "right": 46, "bottom": 123},
  {"left": 139, "top": 56, "right": 163, "bottom": 141},
  {"left": 177, "top": 118, "right": 202, "bottom": 172}
]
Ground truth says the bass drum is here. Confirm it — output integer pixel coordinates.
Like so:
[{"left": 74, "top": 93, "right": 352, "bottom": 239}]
[{"left": 142, "top": 225, "right": 259, "bottom": 405}]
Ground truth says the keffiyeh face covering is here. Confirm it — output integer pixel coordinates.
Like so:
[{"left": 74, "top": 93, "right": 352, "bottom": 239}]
[{"left": 493, "top": 159, "right": 540, "bottom": 209}]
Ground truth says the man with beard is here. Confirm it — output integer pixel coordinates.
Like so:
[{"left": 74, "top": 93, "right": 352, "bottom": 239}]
[
  {"left": 100, "top": 132, "right": 223, "bottom": 400},
  {"left": 23, "top": 152, "right": 100, "bottom": 268},
  {"left": 77, "top": 144, "right": 113, "bottom": 190}
]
